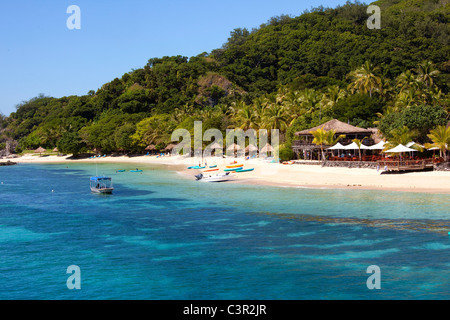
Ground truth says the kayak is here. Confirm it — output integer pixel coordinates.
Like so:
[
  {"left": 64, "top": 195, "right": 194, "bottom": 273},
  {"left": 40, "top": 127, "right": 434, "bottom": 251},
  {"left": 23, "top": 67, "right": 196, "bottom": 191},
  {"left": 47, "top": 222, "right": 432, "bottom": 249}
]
[
  {"left": 209, "top": 165, "right": 217, "bottom": 168},
  {"left": 203, "top": 168, "right": 219, "bottom": 172},
  {"left": 235, "top": 168, "right": 254, "bottom": 172},
  {"left": 130, "top": 170, "right": 143, "bottom": 172},
  {"left": 224, "top": 168, "right": 240, "bottom": 172},
  {"left": 188, "top": 166, "right": 206, "bottom": 169},
  {"left": 116, "top": 170, "right": 126, "bottom": 172},
  {"left": 226, "top": 164, "right": 243, "bottom": 168}
]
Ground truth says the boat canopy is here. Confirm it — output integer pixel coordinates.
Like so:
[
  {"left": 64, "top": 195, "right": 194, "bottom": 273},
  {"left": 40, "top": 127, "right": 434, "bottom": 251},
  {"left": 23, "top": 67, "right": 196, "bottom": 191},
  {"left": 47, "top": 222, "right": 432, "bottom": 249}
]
[{"left": 90, "top": 176, "right": 112, "bottom": 181}]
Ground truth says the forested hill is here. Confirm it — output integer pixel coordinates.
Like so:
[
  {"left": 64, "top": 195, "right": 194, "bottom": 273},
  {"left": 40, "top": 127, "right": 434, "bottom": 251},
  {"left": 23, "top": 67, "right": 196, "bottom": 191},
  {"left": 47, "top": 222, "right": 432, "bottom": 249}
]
[{"left": 0, "top": 0, "right": 448, "bottom": 157}]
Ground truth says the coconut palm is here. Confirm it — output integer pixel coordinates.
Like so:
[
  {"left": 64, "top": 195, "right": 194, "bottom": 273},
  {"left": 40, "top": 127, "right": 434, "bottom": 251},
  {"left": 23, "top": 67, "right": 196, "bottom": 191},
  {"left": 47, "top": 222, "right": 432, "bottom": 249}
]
[
  {"left": 310, "top": 126, "right": 328, "bottom": 161},
  {"left": 352, "top": 137, "right": 369, "bottom": 161},
  {"left": 426, "top": 125, "right": 450, "bottom": 161},
  {"left": 347, "top": 61, "right": 382, "bottom": 97},
  {"left": 310, "top": 127, "right": 344, "bottom": 161},
  {"left": 396, "top": 70, "right": 419, "bottom": 93},
  {"left": 415, "top": 61, "right": 440, "bottom": 88},
  {"left": 384, "top": 126, "right": 419, "bottom": 151},
  {"left": 262, "top": 103, "right": 289, "bottom": 132},
  {"left": 235, "top": 104, "right": 259, "bottom": 130}
]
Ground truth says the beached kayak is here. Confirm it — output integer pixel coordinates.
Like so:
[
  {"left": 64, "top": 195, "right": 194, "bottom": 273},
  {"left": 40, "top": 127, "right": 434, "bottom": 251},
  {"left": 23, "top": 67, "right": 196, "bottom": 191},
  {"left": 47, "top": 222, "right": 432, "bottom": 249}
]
[{"left": 226, "top": 164, "right": 243, "bottom": 168}]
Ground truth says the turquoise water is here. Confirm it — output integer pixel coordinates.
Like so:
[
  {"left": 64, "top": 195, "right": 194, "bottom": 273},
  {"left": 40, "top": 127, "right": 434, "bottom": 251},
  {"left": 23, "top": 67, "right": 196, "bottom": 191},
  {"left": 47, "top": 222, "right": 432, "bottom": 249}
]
[{"left": 0, "top": 163, "right": 448, "bottom": 300}]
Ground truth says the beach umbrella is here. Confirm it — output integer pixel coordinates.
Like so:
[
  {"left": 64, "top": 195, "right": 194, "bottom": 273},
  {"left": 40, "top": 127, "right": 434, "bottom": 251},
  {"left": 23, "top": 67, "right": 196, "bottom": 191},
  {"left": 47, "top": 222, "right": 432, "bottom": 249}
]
[
  {"left": 209, "top": 142, "right": 223, "bottom": 150},
  {"left": 245, "top": 144, "right": 258, "bottom": 153},
  {"left": 260, "top": 143, "right": 274, "bottom": 153},
  {"left": 383, "top": 144, "right": 416, "bottom": 153},
  {"left": 342, "top": 142, "right": 370, "bottom": 150},
  {"left": 368, "top": 141, "right": 386, "bottom": 150},
  {"left": 204, "top": 142, "right": 223, "bottom": 157},
  {"left": 34, "top": 147, "right": 46, "bottom": 156},
  {"left": 227, "top": 143, "right": 241, "bottom": 151},
  {"left": 164, "top": 144, "right": 176, "bottom": 151},
  {"left": 327, "top": 142, "right": 346, "bottom": 150}
]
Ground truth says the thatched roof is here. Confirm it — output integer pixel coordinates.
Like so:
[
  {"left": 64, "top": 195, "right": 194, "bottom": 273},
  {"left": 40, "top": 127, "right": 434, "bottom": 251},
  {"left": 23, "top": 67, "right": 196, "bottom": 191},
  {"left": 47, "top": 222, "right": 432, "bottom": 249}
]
[
  {"left": 366, "top": 128, "right": 383, "bottom": 143},
  {"left": 227, "top": 143, "right": 241, "bottom": 151},
  {"left": 53, "top": 147, "right": 58, "bottom": 152},
  {"left": 245, "top": 144, "right": 258, "bottom": 152},
  {"left": 209, "top": 142, "right": 223, "bottom": 149},
  {"left": 145, "top": 144, "right": 156, "bottom": 151},
  {"left": 34, "top": 147, "right": 46, "bottom": 153},
  {"left": 164, "top": 144, "right": 176, "bottom": 151},
  {"left": 295, "top": 119, "right": 372, "bottom": 136},
  {"left": 260, "top": 143, "right": 274, "bottom": 153}
]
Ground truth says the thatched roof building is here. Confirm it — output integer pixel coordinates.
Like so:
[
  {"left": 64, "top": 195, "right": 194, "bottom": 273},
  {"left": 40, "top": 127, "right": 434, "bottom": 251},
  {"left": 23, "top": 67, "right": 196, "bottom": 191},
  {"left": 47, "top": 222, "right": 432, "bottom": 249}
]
[
  {"left": 292, "top": 119, "right": 375, "bottom": 159},
  {"left": 295, "top": 119, "right": 373, "bottom": 137}
]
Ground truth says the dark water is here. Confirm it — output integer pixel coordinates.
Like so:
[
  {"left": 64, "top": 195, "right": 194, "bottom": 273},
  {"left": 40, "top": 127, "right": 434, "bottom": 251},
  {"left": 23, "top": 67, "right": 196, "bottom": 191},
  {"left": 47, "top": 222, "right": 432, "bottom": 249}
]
[{"left": 0, "top": 163, "right": 448, "bottom": 299}]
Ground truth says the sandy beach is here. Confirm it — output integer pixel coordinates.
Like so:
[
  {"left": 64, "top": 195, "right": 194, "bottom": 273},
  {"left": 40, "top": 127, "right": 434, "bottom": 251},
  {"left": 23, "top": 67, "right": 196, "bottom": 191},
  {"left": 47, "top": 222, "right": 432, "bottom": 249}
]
[{"left": 2, "top": 153, "right": 450, "bottom": 194}]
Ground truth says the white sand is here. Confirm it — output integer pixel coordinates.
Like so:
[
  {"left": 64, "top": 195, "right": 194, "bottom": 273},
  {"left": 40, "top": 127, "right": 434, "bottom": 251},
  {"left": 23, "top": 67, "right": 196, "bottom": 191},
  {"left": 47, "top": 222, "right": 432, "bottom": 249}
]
[{"left": 2, "top": 154, "right": 450, "bottom": 194}]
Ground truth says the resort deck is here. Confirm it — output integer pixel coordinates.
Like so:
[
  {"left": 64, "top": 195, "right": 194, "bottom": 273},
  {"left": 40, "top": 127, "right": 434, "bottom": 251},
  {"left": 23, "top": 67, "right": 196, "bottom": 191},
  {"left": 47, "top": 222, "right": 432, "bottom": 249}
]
[{"left": 377, "top": 159, "right": 435, "bottom": 172}]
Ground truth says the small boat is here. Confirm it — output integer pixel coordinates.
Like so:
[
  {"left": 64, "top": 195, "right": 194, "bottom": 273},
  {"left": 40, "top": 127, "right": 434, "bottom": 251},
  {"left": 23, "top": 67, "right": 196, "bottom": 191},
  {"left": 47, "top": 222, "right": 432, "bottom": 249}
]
[
  {"left": 90, "top": 176, "right": 114, "bottom": 194},
  {"left": 116, "top": 170, "right": 126, "bottom": 173},
  {"left": 235, "top": 168, "right": 254, "bottom": 172},
  {"left": 130, "top": 169, "right": 143, "bottom": 172},
  {"left": 195, "top": 172, "right": 235, "bottom": 182}
]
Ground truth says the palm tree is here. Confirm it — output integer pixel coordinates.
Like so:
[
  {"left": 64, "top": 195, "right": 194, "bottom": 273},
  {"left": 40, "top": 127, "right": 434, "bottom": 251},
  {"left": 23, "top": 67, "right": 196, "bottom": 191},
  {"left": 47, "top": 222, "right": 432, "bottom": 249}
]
[
  {"left": 310, "top": 127, "right": 345, "bottom": 161},
  {"left": 235, "top": 104, "right": 259, "bottom": 130},
  {"left": 352, "top": 137, "right": 369, "bottom": 161},
  {"left": 373, "top": 105, "right": 398, "bottom": 126},
  {"left": 347, "top": 61, "right": 382, "bottom": 97},
  {"left": 262, "top": 104, "right": 289, "bottom": 133},
  {"left": 384, "top": 126, "right": 419, "bottom": 151},
  {"left": 310, "top": 126, "right": 328, "bottom": 161},
  {"left": 415, "top": 61, "right": 440, "bottom": 88},
  {"left": 396, "top": 70, "right": 419, "bottom": 93},
  {"left": 426, "top": 125, "right": 450, "bottom": 161}
]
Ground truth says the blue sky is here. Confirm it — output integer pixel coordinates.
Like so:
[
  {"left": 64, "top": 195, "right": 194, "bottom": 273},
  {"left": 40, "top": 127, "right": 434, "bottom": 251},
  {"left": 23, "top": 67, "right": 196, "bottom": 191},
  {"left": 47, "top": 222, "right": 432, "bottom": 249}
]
[{"left": 0, "top": 0, "right": 350, "bottom": 116}]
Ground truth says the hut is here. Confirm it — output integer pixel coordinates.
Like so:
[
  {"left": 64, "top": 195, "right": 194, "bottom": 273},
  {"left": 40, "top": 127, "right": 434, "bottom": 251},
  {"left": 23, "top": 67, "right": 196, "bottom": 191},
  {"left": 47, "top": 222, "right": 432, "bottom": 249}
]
[
  {"left": 34, "top": 146, "right": 46, "bottom": 156},
  {"left": 292, "top": 119, "right": 374, "bottom": 160},
  {"left": 164, "top": 144, "right": 176, "bottom": 152},
  {"left": 260, "top": 143, "right": 274, "bottom": 155},
  {"left": 226, "top": 143, "right": 242, "bottom": 157}
]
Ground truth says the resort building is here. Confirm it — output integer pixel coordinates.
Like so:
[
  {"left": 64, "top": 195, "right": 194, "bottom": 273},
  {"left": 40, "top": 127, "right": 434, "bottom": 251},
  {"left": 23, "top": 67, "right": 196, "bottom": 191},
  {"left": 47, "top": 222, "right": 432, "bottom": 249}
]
[{"left": 292, "top": 119, "right": 375, "bottom": 160}]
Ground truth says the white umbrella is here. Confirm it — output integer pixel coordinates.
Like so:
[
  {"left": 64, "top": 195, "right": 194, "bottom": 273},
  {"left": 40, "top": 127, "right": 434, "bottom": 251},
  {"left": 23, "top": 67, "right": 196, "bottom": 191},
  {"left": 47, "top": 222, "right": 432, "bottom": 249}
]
[
  {"left": 406, "top": 141, "right": 424, "bottom": 149},
  {"left": 327, "top": 142, "right": 346, "bottom": 150},
  {"left": 383, "top": 144, "right": 417, "bottom": 153},
  {"left": 342, "top": 142, "right": 370, "bottom": 150},
  {"left": 368, "top": 141, "right": 386, "bottom": 150}
]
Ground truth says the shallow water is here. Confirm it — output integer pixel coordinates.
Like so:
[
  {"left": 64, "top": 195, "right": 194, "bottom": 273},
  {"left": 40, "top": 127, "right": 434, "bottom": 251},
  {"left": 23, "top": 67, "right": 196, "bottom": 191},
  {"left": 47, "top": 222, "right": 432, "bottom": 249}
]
[{"left": 0, "top": 163, "right": 448, "bottom": 299}]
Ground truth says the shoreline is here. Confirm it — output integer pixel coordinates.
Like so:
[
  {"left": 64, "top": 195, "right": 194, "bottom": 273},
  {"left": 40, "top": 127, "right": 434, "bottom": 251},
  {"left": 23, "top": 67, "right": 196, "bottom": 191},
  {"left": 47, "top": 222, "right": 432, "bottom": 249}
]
[{"left": 2, "top": 154, "right": 450, "bottom": 194}]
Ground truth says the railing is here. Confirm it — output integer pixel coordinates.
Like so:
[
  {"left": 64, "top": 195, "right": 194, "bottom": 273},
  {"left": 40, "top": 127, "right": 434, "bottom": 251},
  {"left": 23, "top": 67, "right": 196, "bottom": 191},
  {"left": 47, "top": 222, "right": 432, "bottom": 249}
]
[{"left": 377, "top": 159, "right": 434, "bottom": 171}]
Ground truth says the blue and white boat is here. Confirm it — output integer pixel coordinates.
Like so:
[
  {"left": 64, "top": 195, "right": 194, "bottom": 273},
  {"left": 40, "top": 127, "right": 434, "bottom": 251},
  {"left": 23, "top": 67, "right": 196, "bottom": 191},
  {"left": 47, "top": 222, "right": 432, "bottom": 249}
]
[{"left": 90, "top": 176, "right": 114, "bottom": 194}]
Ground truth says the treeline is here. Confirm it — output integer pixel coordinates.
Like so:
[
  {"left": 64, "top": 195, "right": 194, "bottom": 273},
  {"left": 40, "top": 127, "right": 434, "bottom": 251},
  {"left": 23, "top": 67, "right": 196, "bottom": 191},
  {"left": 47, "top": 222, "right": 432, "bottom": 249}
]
[{"left": 0, "top": 0, "right": 448, "bottom": 158}]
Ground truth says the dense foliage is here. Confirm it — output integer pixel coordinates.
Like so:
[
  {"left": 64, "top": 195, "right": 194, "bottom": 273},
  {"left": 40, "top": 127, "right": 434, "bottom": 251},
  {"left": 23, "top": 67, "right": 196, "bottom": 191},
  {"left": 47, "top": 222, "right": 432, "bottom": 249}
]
[{"left": 1, "top": 0, "right": 448, "bottom": 157}]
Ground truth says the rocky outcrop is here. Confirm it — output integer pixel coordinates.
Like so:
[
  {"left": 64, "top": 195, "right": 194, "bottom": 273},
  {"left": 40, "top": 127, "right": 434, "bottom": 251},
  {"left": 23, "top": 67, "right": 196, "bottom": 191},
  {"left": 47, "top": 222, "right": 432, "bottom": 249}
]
[{"left": 0, "top": 160, "right": 17, "bottom": 166}]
